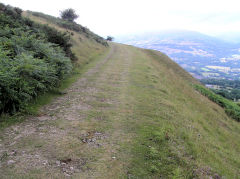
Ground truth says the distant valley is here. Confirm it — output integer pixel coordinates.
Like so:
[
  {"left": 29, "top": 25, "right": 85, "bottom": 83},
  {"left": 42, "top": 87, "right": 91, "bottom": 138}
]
[{"left": 117, "top": 30, "right": 240, "bottom": 80}]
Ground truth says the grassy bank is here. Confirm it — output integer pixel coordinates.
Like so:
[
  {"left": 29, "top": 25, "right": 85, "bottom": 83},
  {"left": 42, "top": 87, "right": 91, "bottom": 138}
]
[{"left": 123, "top": 47, "right": 240, "bottom": 178}]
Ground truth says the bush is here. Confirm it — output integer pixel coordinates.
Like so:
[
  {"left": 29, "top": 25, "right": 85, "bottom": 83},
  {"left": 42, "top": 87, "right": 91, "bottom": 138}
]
[
  {"left": 0, "top": 4, "right": 73, "bottom": 114},
  {"left": 60, "top": 8, "right": 78, "bottom": 22},
  {"left": 33, "top": 24, "right": 77, "bottom": 61},
  {"left": 0, "top": 52, "right": 57, "bottom": 113},
  {"left": 106, "top": 36, "right": 114, "bottom": 41}
]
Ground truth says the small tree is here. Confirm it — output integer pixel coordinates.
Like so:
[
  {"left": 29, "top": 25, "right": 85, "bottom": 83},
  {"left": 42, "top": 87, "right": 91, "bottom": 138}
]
[
  {"left": 60, "top": 8, "right": 79, "bottom": 22},
  {"left": 106, "top": 36, "right": 114, "bottom": 41}
]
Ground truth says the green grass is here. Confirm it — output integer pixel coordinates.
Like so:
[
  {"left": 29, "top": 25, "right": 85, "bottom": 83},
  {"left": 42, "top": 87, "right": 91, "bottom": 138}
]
[
  {"left": 124, "top": 48, "right": 195, "bottom": 178},
  {"left": 120, "top": 47, "right": 240, "bottom": 178},
  {"left": 194, "top": 84, "right": 240, "bottom": 121},
  {"left": 0, "top": 114, "right": 26, "bottom": 130}
]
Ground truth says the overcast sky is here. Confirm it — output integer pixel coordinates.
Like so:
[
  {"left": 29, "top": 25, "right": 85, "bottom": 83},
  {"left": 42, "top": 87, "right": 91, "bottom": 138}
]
[{"left": 1, "top": 0, "right": 240, "bottom": 37}]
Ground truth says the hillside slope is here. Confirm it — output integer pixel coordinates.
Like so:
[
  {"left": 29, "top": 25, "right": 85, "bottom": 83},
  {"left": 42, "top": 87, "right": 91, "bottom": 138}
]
[
  {"left": 0, "top": 5, "right": 108, "bottom": 115},
  {"left": 0, "top": 42, "right": 239, "bottom": 178},
  {"left": 23, "top": 11, "right": 108, "bottom": 66}
]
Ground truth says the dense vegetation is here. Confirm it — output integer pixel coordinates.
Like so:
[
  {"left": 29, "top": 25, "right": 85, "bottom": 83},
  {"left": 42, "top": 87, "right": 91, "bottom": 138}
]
[
  {"left": 201, "top": 79, "right": 240, "bottom": 100},
  {"left": 0, "top": 4, "right": 74, "bottom": 114},
  {"left": 194, "top": 84, "right": 240, "bottom": 121},
  {"left": 27, "top": 11, "right": 108, "bottom": 46}
]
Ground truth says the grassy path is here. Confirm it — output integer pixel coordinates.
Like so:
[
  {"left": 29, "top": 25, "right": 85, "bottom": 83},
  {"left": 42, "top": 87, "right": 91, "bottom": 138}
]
[
  {"left": 1, "top": 43, "right": 240, "bottom": 178},
  {"left": 0, "top": 43, "right": 134, "bottom": 178}
]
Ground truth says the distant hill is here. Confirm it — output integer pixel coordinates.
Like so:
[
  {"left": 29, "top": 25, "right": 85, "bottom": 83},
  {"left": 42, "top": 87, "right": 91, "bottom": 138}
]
[
  {"left": 117, "top": 30, "right": 240, "bottom": 79},
  {"left": 216, "top": 32, "right": 240, "bottom": 44}
]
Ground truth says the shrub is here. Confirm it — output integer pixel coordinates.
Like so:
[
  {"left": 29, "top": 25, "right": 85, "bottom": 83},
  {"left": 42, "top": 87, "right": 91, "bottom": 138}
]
[
  {"left": 32, "top": 24, "right": 77, "bottom": 61},
  {"left": 0, "top": 4, "right": 73, "bottom": 114},
  {"left": 106, "top": 36, "right": 114, "bottom": 41},
  {"left": 60, "top": 8, "right": 78, "bottom": 22}
]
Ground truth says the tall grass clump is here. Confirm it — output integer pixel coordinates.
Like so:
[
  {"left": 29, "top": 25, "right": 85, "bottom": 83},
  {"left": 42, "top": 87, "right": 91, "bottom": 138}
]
[{"left": 0, "top": 4, "right": 73, "bottom": 114}]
